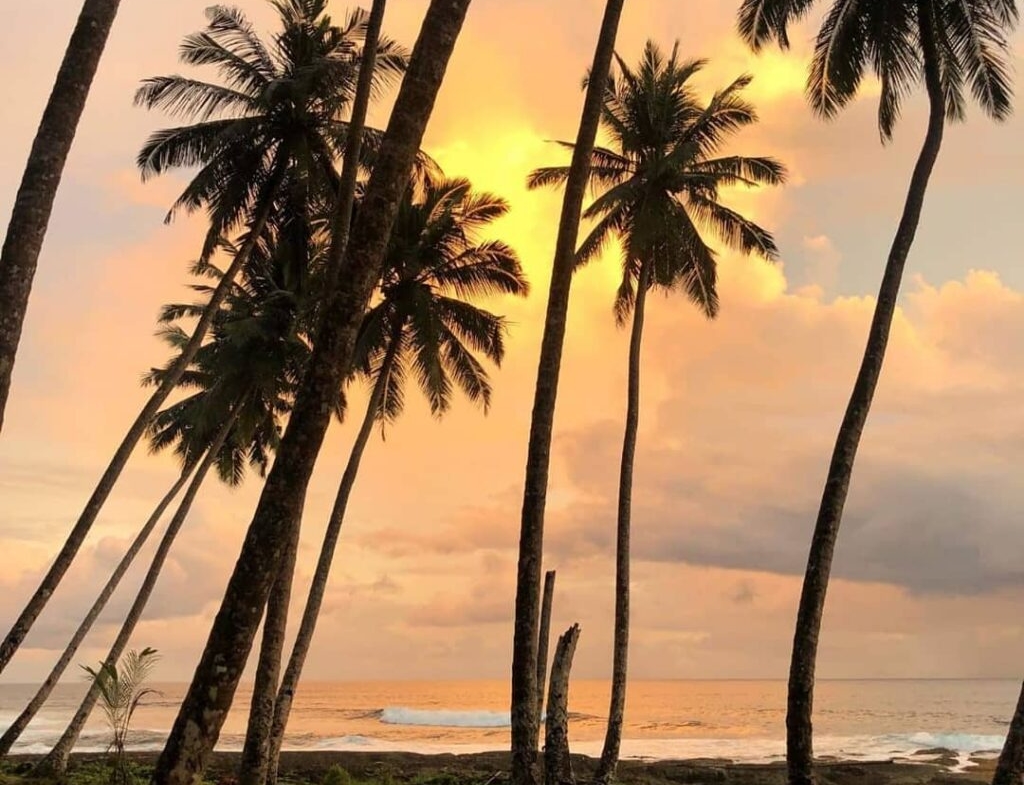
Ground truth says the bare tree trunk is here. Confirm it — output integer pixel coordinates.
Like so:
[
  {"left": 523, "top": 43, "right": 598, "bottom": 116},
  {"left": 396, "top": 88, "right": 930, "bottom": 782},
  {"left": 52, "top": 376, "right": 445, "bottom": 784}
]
[
  {"left": 510, "top": 4, "right": 624, "bottom": 784},
  {"left": 151, "top": 6, "right": 470, "bottom": 784},
  {"left": 597, "top": 263, "right": 650, "bottom": 784},
  {"left": 0, "top": 463, "right": 195, "bottom": 756},
  {"left": 544, "top": 624, "right": 580, "bottom": 785},
  {"left": 34, "top": 409, "right": 239, "bottom": 776},
  {"left": 0, "top": 0, "right": 121, "bottom": 433},
  {"left": 0, "top": 162, "right": 284, "bottom": 675},
  {"left": 533, "top": 570, "right": 556, "bottom": 750},
  {"left": 992, "top": 680, "right": 1024, "bottom": 785},
  {"left": 238, "top": 523, "right": 300, "bottom": 785},
  {"left": 265, "top": 329, "right": 400, "bottom": 785},
  {"left": 786, "top": 6, "right": 946, "bottom": 785}
]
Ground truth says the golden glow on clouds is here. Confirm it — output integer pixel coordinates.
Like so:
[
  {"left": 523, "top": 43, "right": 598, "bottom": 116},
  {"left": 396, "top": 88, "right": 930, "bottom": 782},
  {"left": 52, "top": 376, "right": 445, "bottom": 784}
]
[{"left": 0, "top": 1, "right": 1023, "bottom": 682}]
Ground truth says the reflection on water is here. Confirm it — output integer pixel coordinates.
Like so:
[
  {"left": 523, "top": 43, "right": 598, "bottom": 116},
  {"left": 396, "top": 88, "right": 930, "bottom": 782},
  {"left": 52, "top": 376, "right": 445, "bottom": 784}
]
[{"left": 0, "top": 679, "right": 1016, "bottom": 760}]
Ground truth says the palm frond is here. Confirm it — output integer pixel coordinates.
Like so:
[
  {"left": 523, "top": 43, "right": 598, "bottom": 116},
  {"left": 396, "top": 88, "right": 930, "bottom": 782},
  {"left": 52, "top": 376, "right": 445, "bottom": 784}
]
[
  {"left": 685, "top": 191, "right": 780, "bottom": 261},
  {"left": 943, "top": 0, "right": 1015, "bottom": 121},
  {"left": 737, "top": 0, "right": 819, "bottom": 50}
]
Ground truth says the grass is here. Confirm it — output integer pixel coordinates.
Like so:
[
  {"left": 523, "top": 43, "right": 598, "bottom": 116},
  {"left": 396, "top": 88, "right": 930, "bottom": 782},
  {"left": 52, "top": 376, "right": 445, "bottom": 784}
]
[{"left": 0, "top": 759, "right": 492, "bottom": 785}]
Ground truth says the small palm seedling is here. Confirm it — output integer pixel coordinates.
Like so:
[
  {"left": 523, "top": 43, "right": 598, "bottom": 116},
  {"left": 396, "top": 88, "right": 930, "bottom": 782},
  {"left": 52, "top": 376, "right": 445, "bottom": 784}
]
[{"left": 81, "top": 647, "right": 161, "bottom": 785}]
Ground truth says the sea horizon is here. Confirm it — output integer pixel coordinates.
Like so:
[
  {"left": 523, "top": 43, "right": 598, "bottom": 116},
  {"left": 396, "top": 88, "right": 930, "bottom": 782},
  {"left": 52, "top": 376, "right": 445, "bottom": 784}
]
[{"left": 2, "top": 678, "right": 1018, "bottom": 768}]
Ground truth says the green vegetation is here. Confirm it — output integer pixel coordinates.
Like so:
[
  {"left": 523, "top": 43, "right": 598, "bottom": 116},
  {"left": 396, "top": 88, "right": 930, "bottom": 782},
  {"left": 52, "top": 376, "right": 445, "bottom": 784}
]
[{"left": 81, "top": 648, "right": 161, "bottom": 785}]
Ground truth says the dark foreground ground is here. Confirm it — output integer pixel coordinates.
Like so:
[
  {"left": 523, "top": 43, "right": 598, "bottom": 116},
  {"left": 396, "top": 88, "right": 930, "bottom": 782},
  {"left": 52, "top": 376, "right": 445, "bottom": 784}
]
[{"left": 0, "top": 750, "right": 1000, "bottom": 785}]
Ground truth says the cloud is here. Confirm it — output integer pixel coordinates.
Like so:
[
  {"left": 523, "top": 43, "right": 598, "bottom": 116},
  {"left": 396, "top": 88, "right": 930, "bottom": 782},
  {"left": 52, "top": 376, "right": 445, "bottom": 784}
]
[
  {"left": 355, "top": 265, "right": 1024, "bottom": 601},
  {"left": 2, "top": 1, "right": 1024, "bottom": 682}
]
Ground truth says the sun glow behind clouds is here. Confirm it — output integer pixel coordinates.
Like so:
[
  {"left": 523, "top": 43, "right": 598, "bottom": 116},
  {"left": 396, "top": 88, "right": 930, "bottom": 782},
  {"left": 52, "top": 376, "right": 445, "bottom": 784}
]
[{"left": 0, "top": 0, "right": 1022, "bottom": 683}]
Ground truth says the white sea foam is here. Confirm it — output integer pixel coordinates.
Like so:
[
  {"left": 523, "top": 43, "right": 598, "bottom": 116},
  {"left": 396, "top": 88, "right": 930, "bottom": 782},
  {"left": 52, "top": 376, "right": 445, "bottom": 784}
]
[
  {"left": 0, "top": 725, "right": 1007, "bottom": 767},
  {"left": 378, "top": 707, "right": 511, "bottom": 728},
  {"left": 291, "top": 732, "right": 1007, "bottom": 769}
]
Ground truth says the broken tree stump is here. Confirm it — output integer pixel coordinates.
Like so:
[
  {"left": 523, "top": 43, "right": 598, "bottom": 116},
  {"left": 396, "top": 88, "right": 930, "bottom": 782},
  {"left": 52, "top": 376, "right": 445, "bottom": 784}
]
[{"left": 545, "top": 623, "right": 580, "bottom": 785}]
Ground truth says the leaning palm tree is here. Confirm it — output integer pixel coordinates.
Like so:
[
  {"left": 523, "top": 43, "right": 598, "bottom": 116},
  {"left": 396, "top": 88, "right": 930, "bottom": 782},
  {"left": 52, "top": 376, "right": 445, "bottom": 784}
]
[
  {"left": 153, "top": 4, "right": 472, "bottom": 783},
  {"left": 736, "top": 2, "right": 1017, "bottom": 784},
  {"left": 238, "top": 8, "right": 389, "bottom": 781},
  {"left": 0, "top": 205, "right": 320, "bottom": 761},
  {"left": 0, "top": 0, "right": 121, "bottom": 434},
  {"left": 34, "top": 219, "right": 314, "bottom": 775},
  {"left": 510, "top": 4, "right": 626, "bottom": 783},
  {"left": 258, "top": 176, "right": 528, "bottom": 785},
  {"left": 0, "top": 0, "right": 407, "bottom": 674},
  {"left": 529, "top": 43, "right": 785, "bottom": 782}
]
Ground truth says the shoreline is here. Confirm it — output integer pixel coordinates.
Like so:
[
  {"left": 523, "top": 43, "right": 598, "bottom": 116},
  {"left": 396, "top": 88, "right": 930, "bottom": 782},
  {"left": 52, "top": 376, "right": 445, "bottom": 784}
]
[{"left": 1, "top": 749, "right": 999, "bottom": 785}]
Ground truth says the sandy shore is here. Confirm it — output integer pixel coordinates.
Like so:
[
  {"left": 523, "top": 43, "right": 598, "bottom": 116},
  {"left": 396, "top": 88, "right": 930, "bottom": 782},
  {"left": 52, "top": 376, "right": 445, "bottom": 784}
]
[{"left": 0, "top": 750, "right": 1001, "bottom": 785}]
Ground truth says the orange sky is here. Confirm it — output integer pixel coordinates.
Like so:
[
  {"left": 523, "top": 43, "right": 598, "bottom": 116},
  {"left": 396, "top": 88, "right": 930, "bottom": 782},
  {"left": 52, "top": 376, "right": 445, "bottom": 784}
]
[{"left": 2, "top": 1, "right": 1024, "bottom": 683}]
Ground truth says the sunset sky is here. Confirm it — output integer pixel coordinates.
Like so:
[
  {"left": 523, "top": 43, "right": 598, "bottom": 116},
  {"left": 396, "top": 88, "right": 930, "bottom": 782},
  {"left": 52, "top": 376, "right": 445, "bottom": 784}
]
[{"left": 2, "top": 0, "right": 1024, "bottom": 685}]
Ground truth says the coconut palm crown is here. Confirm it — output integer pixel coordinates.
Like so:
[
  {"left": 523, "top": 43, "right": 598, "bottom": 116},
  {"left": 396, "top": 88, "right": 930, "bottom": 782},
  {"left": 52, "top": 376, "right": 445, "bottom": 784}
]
[{"left": 737, "top": 0, "right": 1016, "bottom": 139}]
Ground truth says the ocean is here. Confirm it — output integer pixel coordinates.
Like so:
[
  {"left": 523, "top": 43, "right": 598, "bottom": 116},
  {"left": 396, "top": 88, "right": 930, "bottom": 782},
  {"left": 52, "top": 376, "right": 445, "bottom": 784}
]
[{"left": 0, "top": 679, "right": 1017, "bottom": 767}]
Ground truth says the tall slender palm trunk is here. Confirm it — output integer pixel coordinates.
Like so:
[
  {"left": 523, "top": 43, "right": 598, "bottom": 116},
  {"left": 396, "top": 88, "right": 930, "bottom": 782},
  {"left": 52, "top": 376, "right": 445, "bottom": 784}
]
[
  {"left": 0, "top": 462, "right": 195, "bottom": 757},
  {"left": 597, "top": 263, "right": 650, "bottom": 784},
  {"left": 152, "top": 6, "right": 470, "bottom": 783},
  {"left": 0, "top": 164, "right": 284, "bottom": 675},
  {"left": 323, "top": 0, "right": 387, "bottom": 293},
  {"left": 35, "top": 410, "right": 239, "bottom": 776},
  {"left": 264, "top": 334, "right": 399, "bottom": 784},
  {"left": 239, "top": 525, "right": 300, "bottom": 785},
  {"left": 239, "top": 11, "right": 387, "bottom": 778},
  {"left": 510, "top": 5, "right": 625, "bottom": 784},
  {"left": 992, "top": 680, "right": 1024, "bottom": 785},
  {"left": 786, "top": 7, "right": 946, "bottom": 785},
  {"left": 0, "top": 0, "right": 121, "bottom": 433}
]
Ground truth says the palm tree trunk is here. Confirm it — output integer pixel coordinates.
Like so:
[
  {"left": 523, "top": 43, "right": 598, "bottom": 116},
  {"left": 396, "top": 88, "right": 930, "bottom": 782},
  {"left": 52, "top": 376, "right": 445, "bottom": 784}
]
[
  {"left": 0, "top": 0, "right": 121, "bottom": 433},
  {"left": 533, "top": 569, "right": 556, "bottom": 750},
  {"left": 241, "top": 8, "right": 388, "bottom": 780},
  {"left": 597, "top": 263, "right": 650, "bottom": 784},
  {"left": 323, "top": 0, "right": 388, "bottom": 292},
  {"left": 0, "top": 461, "right": 195, "bottom": 757},
  {"left": 510, "top": 5, "right": 624, "bottom": 784},
  {"left": 0, "top": 160, "right": 285, "bottom": 676},
  {"left": 785, "top": 6, "right": 946, "bottom": 785},
  {"left": 239, "top": 524, "right": 300, "bottom": 785},
  {"left": 263, "top": 330, "right": 400, "bottom": 785},
  {"left": 34, "top": 408, "right": 240, "bottom": 776},
  {"left": 151, "top": 6, "right": 470, "bottom": 784},
  {"left": 992, "top": 680, "right": 1024, "bottom": 785}
]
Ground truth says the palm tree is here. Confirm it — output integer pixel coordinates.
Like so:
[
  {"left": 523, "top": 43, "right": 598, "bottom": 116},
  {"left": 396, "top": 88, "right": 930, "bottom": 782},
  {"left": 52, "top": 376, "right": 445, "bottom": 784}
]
[
  {"left": 0, "top": 217, "right": 313, "bottom": 760},
  {"left": 532, "top": 43, "right": 785, "bottom": 782},
  {"left": 510, "top": 4, "right": 625, "bottom": 783},
  {"left": 259, "top": 177, "right": 528, "bottom": 784},
  {"left": 152, "top": 3, "right": 472, "bottom": 783},
  {"left": 0, "top": 0, "right": 121, "bottom": 434},
  {"left": 33, "top": 219, "right": 314, "bottom": 775},
  {"left": 0, "top": 0, "right": 406, "bottom": 675},
  {"left": 238, "top": 8, "right": 388, "bottom": 781},
  {"left": 736, "top": 2, "right": 1017, "bottom": 784},
  {"left": 995, "top": 683, "right": 1024, "bottom": 785}
]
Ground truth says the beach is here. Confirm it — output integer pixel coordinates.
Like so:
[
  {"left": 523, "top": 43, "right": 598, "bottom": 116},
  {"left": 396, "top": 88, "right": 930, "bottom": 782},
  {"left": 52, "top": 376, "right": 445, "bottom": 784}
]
[
  {"left": 0, "top": 680, "right": 1014, "bottom": 777},
  {"left": 0, "top": 749, "right": 1004, "bottom": 785}
]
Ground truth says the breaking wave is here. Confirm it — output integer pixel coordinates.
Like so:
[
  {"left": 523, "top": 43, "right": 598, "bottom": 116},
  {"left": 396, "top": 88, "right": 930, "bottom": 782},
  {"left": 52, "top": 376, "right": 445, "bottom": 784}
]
[{"left": 377, "top": 707, "right": 511, "bottom": 728}]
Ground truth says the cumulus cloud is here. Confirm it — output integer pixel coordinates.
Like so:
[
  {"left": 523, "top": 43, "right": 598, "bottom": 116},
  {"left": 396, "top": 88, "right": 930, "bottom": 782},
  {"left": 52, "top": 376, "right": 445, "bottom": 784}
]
[{"left": 2, "top": 1, "right": 1024, "bottom": 682}]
